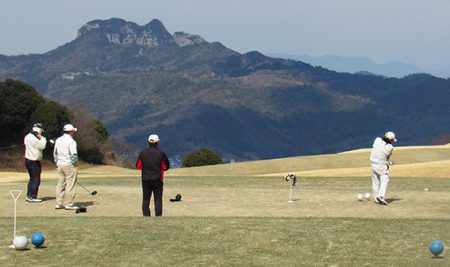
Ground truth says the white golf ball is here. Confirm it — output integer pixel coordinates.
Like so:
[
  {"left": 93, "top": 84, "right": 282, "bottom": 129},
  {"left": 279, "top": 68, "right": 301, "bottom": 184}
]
[
  {"left": 364, "top": 193, "right": 371, "bottom": 200},
  {"left": 13, "top": 235, "right": 29, "bottom": 250},
  {"left": 356, "top": 193, "right": 364, "bottom": 201},
  {"left": 424, "top": 188, "right": 429, "bottom": 191}
]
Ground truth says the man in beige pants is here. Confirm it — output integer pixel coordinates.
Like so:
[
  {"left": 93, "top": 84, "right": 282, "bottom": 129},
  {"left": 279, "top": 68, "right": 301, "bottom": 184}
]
[{"left": 53, "top": 124, "right": 79, "bottom": 210}]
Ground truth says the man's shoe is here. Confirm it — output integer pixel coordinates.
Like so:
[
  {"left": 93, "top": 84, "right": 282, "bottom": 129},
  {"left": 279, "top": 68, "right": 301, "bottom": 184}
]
[
  {"left": 26, "top": 196, "right": 42, "bottom": 202},
  {"left": 376, "top": 196, "right": 388, "bottom": 205},
  {"left": 65, "top": 205, "right": 80, "bottom": 210},
  {"left": 55, "top": 204, "right": 64, "bottom": 209}
]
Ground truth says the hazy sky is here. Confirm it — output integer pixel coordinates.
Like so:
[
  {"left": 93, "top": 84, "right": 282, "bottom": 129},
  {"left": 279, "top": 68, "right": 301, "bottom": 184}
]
[{"left": 1, "top": 0, "right": 449, "bottom": 72}]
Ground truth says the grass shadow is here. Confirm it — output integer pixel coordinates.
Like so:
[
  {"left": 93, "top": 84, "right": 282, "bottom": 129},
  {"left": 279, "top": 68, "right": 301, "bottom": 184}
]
[
  {"left": 13, "top": 248, "right": 31, "bottom": 251},
  {"left": 75, "top": 201, "right": 96, "bottom": 207},
  {"left": 41, "top": 196, "right": 56, "bottom": 201},
  {"left": 387, "top": 198, "right": 402, "bottom": 203}
]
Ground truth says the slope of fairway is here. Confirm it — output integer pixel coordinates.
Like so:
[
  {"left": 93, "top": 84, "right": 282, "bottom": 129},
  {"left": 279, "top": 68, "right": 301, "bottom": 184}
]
[
  {"left": 0, "top": 165, "right": 140, "bottom": 184},
  {"left": 1, "top": 144, "right": 449, "bottom": 183},
  {"left": 168, "top": 143, "right": 450, "bottom": 177}
]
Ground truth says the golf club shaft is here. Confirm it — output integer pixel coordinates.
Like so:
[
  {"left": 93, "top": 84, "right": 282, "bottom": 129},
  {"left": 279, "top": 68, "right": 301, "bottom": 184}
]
[{"left": 76, "top": 181, "right": 93, "bottom": 194}]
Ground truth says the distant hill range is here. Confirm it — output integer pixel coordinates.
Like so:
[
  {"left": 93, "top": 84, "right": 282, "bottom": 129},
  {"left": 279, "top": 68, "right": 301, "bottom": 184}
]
[
  {"left": 1, "top": 18, "right": 449, "bottom": 162},
  {"left": 267, "top": 53, "right": 427, "bottom": 78}
]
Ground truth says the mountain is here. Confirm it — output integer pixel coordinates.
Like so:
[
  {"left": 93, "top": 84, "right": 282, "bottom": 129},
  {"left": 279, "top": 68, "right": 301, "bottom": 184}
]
[
  {"left": 267, "top": 53, "right": 425, "bottom": 78},
  {"left": 1, "top": 18, "right": 449, "bottom": 163}
]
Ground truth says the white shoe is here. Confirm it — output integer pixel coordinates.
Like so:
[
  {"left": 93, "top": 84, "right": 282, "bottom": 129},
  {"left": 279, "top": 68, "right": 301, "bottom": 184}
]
[
  {"left": 55, "top": 204, "right": 64, "bottom": 209},
  {"left": 65, "top": 205, "right": 80, "bottom": 210},
  {"left": 26, "top": 196, "right": 42, "bottom": 202}
]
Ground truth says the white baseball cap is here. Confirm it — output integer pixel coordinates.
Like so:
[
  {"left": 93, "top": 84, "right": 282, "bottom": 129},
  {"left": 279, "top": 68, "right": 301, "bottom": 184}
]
[
  {"left": 32, "top": 123, "right": 44, "bottom": 134},
  {"left": 32, "top": 127, "right": 43, "bottom": 134},
  {"left": 63, "top": 124, "right": 78, "bottom": 132},
  {"left": 384, "top": 131, "right": 397, "bottom": 142},
  {"left": 148, "top": 134, "right": 160, "bottom": 144}
]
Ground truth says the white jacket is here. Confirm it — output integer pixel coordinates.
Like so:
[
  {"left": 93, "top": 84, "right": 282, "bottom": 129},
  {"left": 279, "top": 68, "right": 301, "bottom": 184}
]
[
  {"left": 53, "top": 134, "right": 78, "bottom": 166},
  {"left": 370, "top": 137, "right": 393, "bottom": 165},
  {"left": 24, "top": 132, "right": 47, "bottom": 161}
]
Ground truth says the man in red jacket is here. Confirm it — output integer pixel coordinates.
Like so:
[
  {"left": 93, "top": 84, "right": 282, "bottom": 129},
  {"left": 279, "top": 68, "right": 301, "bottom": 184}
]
[{"left": 136, "top": 134, "right": 170, "bottom": 217}]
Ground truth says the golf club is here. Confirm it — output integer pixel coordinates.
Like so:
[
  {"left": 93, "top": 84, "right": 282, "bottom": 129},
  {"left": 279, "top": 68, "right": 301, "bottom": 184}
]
[
  {"left": 50, "top": 139, "right": 97, "bottom": 195},
  {"left": 76, "top": 181, "right": 97, "bottom": 195}
]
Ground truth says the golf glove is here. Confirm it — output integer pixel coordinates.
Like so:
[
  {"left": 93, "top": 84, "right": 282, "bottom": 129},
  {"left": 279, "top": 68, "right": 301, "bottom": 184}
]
[{"left": 70, "top": 154, "right": 78, "bottom": 167}]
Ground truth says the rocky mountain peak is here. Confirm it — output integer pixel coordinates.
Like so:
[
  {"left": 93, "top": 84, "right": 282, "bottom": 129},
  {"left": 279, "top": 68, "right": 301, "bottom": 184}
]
[
  {"left": 76, "top": 18, "right": 206, "bottom": 48},
  {"left": 144, "top": 19, "right": 166, "bottom": 33},
  {"left": 77, "top": 18, "right": 134, "bottom": 37},
  {"left": 173, "top": 32, "right": 206, "bottom": 47}
]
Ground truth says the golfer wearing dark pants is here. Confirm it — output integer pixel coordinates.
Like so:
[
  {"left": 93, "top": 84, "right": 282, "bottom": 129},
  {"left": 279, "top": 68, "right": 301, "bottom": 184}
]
[
  {"left": 24, "top": 123, "right": 47, "bottom": 202},
  {"left": 25, "top": 159, "right": 42, "bottom": 198},
  {"left": 136, "top": 134, "right": 170, "bottom": 217},
  {"left": 141, "top": 181, "right": 163, "bottom": 216}
]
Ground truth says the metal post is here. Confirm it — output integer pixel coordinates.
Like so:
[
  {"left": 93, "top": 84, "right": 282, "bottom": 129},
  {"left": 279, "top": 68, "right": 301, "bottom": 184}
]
[
  {"left": 288, "top": 184, "right": 294, "bottom": 202},
  {"left": 9, "top": 190, "right": 22, "bottom": 248}
]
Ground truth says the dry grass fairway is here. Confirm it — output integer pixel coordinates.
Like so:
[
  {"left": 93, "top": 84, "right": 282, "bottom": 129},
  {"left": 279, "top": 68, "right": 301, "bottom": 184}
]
[
  {"left": 1, "top": 175, "right": 449, "bottom": 219},
  {"left": 1, "top": 145, "right": 449, "bottom": 266},
  {"left": 1, "top": 144, "right": 449, "bottom": 219},
  {"left": 1, "top": 144, "right": 448, "bottom": 183},
  {"left": 168, "top": 143, "right": 450, "bottom": 177}
]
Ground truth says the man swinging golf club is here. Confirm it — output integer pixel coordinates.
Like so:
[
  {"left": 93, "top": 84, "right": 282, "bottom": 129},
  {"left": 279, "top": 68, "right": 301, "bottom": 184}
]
[
  {"left": 370, "top": 131, "right": 397, "bottom": 205},
  {"left": 136, "top": 134, "right": 170, "bottom": 217},
  {"left": 53, "top": 124, "right": 79, "bottom": 210}
]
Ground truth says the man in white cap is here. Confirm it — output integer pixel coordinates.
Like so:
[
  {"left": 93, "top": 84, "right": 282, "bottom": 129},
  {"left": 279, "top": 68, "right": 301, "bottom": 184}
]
[
  {"left": 136, "top": 134, "right": 170, "bottom": 217},
  {"left": 23, "top": 123, "right": 47, "bottom": 202},
  {"left": 53, "top": 124, "right": 79, "bottom": 210},
  {"left": 370, "top": 131, "right": 397, "bottom": 205}
]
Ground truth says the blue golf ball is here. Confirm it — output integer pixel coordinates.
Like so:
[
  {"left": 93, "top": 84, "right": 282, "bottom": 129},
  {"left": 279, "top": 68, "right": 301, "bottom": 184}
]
[
  {"left": 31, "top": 232, "right": 45, "bottom": 247},
  {"left": 429, "top": 240, "right": 444, "bottom": 257}
]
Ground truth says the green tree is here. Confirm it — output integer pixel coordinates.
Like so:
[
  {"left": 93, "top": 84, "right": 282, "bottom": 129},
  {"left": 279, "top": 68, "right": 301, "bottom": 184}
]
[
  {"left": 26, "top": 100, "right": 72, "bottom": 158},
  {"left": 0, "top": 79, "right": 113, "bottom": 166},
  {"left": 0, "top": 79, "right": 44, "bottom": 145},
  {"left": 182, "top": 148, "right": 223, "bottom": 167},
  {"left": 27, "top": 100, "right": 71, "bottom": 139},
  {"left": 92, "top": 118, "right": 109, "bottom": 142}
]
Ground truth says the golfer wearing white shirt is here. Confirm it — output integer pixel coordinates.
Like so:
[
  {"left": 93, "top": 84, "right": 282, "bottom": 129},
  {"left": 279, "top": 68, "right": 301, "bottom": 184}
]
[
  {"left": 53, "top": 124, "right": 79, "bottom": 210},
  {"left": 370, "top": 131, "right": 397, "bottom": 205},
  {"left": 24, "top": 123, "right": 47, "bottom": 202}
]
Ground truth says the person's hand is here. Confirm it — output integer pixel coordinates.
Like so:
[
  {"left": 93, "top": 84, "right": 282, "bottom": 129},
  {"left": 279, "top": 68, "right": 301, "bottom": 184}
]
[{"left": 70, "top": 155, "right": 78, "bottom": 167}]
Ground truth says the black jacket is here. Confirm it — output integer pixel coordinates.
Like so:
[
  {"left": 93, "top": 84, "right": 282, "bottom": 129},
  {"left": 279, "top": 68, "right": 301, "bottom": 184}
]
[{"left": 136, "top": 145, "right": 170, "bottom": 182}]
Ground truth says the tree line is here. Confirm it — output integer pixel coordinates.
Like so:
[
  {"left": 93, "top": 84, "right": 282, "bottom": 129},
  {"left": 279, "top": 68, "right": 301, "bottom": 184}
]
[{"left": 0, "top": 79, "right": 112, "bottom": 164}]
